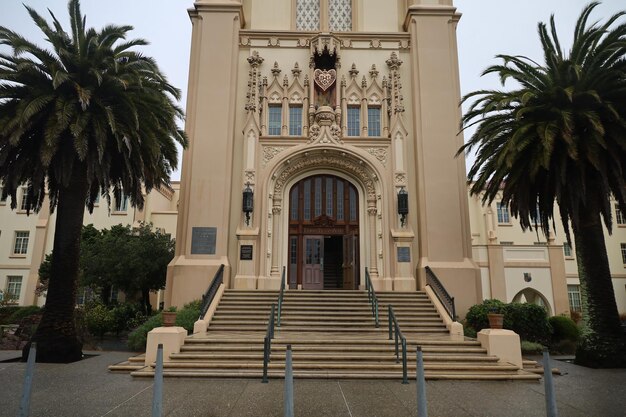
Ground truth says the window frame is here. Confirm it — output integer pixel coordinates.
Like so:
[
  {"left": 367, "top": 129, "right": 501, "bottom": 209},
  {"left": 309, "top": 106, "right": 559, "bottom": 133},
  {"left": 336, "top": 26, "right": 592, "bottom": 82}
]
[
  {"left": 367, "top": 106, "right": 381, "bottom": 137},
  {"left": 294, "top": 0, "right": 354, "bottom": 32},
  {"left": 5, "top": 276, "right": 23, "bottom": 301},
  {"left": 496, "top": 202, "right": 510, "bottom": 224},
  {"left": 346, "top": 106, "right": 360, "bottom": 137},
  {"left": 12, "top": 231, "right": 29, "bottom": 256},
  {"left": 621, "top": 243, "right": 626, "bottom": 265},
  {"left": 114, "top": 194, "right": 128, "bottom": 213},
  {"left": 563, "top": 242, "right": 573, "bottom": 258},
  {"left": 567, "top": 284, "right": 582, "bottom": 312},
  {"left": 616, "top": 203, "right": 625, "bottom": 226},
  {"left": 288, "top": 105, "right": 303, "bottom": 136},
  {"left": 268, "top": 104, "right": 282, "bottom": 136}
]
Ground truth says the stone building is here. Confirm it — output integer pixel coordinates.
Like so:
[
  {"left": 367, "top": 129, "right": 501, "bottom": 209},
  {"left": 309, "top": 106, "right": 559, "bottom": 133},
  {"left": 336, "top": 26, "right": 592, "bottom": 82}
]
[{"left": 165, "top": 0, "right": 482, "bottom": 317}]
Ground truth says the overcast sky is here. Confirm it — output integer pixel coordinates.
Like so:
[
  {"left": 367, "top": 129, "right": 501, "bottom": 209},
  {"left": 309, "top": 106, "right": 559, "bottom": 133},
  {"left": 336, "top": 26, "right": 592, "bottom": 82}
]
[{"left": 1, "top": 0, "right": 624, "bottom": 180}]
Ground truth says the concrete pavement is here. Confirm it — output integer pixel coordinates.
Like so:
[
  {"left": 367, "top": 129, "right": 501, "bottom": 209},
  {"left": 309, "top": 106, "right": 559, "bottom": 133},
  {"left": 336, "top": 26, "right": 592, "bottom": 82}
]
[{"left": 0, "top": 351, "right": 624, "bottom": 416}]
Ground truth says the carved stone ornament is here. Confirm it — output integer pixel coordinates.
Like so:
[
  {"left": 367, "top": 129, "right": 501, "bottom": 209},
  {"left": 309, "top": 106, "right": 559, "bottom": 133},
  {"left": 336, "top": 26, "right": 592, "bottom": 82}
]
[
  {"left": 273, "top": 153, "right": 377, "bottom": 200},
  {"left": 366, "top": 148, "right": 387, "bottom": 166},
  {"left": 308, "top": 106, "right": 343, "bottom": 145},
  {"left": 394, "top": 172, "right": 407, "bottom": 185},
  {"left": 263, "top": 146, "right": 289, "bottom": 167},
  {"left": 244, "top": 170, "right": 255, "bottom": 184},
  {"left": 314, "top": 69, "right": 336, "bottom": 91}
]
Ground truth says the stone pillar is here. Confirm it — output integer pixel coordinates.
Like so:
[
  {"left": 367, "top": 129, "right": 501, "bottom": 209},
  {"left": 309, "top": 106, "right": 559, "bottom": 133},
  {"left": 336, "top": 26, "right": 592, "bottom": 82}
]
[
  {"left": 367, "top": 201, "right": 379, "bottom": 279},
  {"left": 165, "top": 1, "right": 243, "bottom": 307},
  {"left": 404, "top": 3, "right": 481, "bottom": 317},
  {"left": 270, "top": 199, "right": 282, "bottom": 277}
]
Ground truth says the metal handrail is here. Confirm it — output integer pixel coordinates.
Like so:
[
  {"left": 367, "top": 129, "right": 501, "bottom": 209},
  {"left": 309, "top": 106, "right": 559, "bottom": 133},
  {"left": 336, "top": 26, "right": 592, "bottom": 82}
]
[
  {"left": 262, "top": 303, "right": 276, "bottom": 383},
  {"left": 425, "top": 266, "right": 456, "bottom": 321},
  {"left": 364, "top": 267, "right": 380, "bottom": 327},
  {"left": 388, "top": 305, "right": 408, "bottom": 384},
  {"left": 277, "top": 266, "right": 286, "bottom": 327},
  {"left": 198, "top": 264, "right": 225, "bottom": 320}
]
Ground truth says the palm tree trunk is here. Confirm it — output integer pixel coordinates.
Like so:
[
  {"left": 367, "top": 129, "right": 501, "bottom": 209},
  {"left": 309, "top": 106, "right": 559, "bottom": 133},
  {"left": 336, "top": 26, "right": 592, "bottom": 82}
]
[
  {"left": 30, "top": 163, "right": 89, "bottom": 363},
  {"left": 572, "top": 202, "right": 626, "bottom": 368}
]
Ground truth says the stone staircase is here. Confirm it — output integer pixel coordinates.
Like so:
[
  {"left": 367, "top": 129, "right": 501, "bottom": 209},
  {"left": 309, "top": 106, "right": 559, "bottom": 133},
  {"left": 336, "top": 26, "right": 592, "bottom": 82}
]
[{"left": 121, "top": 289, "right": 540, "bottom": 381}]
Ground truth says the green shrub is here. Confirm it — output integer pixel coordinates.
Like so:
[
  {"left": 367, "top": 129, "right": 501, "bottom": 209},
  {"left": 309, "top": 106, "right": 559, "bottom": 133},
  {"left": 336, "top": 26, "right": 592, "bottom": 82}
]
[
  {"left": 175, "top": 300, "right": 201, "bottom": 334},
  {"left": 465, "top": 300, "right": 551, "bottom": 344},
  {"left": 549, "top": 315, "right": 580, "bottom": 343},
  {"left": 110, "top": 303, "right": 144, "bottom": 335},
  {"left": 127, "top": 313, "right": 163, "bottom": 351},
  {"left": 84, "top": 303, "right": 114, "bottom": 338},
  {"left": 521, "top": 340, "right": 545, "bottom": 355},
  {"left": 6, "top": 305, "right": 41, "bottom": 323},
  {"left": 0, "top": 306, "right": 21, "bottom": 324},
  {"left": 465, "top": 299, "right": 508, "bottom": 332},
  {"left": 463, "top": 325, "right": 477, "bottom": 338},
  {"left": 503, "top": 303, "right": 552, "bottom": 344}
]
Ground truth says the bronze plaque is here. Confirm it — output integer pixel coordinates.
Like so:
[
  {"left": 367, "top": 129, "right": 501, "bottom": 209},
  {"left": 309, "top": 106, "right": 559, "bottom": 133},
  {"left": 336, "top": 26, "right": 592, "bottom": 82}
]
[
  {"left": 240, "top": 245, "right": 253, "bottom": 260},
  {"left": 191, "top": 227, "right": 217, "bottom": 254}
]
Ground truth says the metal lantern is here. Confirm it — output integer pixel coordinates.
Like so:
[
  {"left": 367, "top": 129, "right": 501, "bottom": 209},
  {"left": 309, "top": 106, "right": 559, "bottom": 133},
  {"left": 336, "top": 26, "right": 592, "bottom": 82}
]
[
  {"left": 397, "top": 187, "right": 408, "bottom": 227},
  {"left": 243, "top": 182, "right": 254, "bottom": 225}
]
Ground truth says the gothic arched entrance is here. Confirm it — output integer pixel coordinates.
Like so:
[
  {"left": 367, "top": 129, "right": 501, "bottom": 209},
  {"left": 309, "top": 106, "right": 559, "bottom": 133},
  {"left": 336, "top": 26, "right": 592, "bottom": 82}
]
[{"left": 287, "top": 174, "right": 360, "bottom": 290}]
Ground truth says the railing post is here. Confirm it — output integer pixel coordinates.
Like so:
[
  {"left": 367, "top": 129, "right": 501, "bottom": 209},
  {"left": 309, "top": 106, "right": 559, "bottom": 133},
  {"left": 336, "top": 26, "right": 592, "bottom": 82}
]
[
  {"left": 416, "top": 346, "right": 428, "bottom": 417},
  {"left": 543, "top": 349, "right": 559, "bottom": 417},
  {"left": 284, "top": 344, "right": 294, "bottom": 417},
  {"left": 374, "top": 299, "right": 379, "bottom": 328},
  {"left": 262, "top": 336, "right": 269, "bottom": 383},
  {"left": 18, "top": 342, "right": 36, "bottom": 417},
  {"left": 394, "top": 324, "right": 399, "bottom": 362},
  {"left": 388, "top": 305, "right": 393, "bottom": 340},
  {"left": 401, "top": 338, "right": 408, "bottom": 384},
  {"left": 270, "top": 304, "right": 276, "bottom": 339},
  {"left": 152, "top": 343, "right": 164, "bottom": 417}
]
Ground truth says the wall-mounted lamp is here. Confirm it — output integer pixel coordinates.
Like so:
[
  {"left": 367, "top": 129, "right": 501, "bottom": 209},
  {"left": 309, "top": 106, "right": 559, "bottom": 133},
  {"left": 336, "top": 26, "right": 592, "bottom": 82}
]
[
  {"left": 243, "top": 182, "right": 254, "bottom": 226},
  {"left": 397, "top": 187, "right": 408, "bottom": 227}
]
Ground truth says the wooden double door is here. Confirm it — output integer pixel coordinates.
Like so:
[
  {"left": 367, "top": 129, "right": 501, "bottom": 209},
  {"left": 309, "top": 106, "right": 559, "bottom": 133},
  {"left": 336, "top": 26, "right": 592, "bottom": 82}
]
[{"left": 287, "top": 175, "right": 360, "bottom": 290}]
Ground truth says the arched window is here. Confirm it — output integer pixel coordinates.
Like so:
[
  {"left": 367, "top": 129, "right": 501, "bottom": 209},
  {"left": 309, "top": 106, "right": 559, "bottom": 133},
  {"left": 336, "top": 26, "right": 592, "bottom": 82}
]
[{"left": 296, "top": 0, "right": 352, "bottom": 32}]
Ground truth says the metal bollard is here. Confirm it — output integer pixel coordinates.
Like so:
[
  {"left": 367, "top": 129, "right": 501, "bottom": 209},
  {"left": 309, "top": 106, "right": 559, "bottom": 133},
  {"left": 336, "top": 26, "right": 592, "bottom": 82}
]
[
  {"left": 416, "top": 346, "right": 428, "bottom": 417},
  {"left": 543, "top": 349, "right": 558, "bottom": 417},
  {"left": 152, "top": 343, "right": 164, "bottom": 417},
  {"left": 18, "top": 342, "right": 36, "bottom": 417},
  {"left": 284, "top": 344, "right": 294, "bottom": 417}
]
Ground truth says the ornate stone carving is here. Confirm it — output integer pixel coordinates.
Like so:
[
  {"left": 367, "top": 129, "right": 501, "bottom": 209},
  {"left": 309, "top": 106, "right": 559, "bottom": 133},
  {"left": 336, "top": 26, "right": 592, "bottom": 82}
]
[
  {"left": 263, "top": 146, "right": 289, "bottom": 166},
  {"left": 367, "top": 206, "right": 377, "bottom": 215},
  {"left": 394, "top": 172, "right": 407, "bottom": 185},
  {"left": 314, "top": 69, "right": 336, "bottom": 91},
  {"left": 369, "top": 65, "right": 379, "bottom": 79},
  {"left": 273, "top": 153, "right": 377, "bottom": 200},
  {"left": 366, "top": 148, "right": 387, "bottom": 166},
  {"left": 271, "top": 61, "right": 281, "bottom": 77},
  {"left": 245, "top": 51, "right": 264, "bottom": 113},
  {"left": 247, "top": 50, "right": 264, "bottom": 68},
  {"left": 244, "top": 170, "right": 255, "bottom": 184},
  {"left": 349, "top": 63, "right": 359, "bottom": 78},
  {"left": 291, "top": 62, "right": 301, "bottom": 77},
  {"left": 308, "top": 106, "right": 343, "bottom": 145},
  {"left": 386, "top": 52, "right": 405, "bottom": 114}
]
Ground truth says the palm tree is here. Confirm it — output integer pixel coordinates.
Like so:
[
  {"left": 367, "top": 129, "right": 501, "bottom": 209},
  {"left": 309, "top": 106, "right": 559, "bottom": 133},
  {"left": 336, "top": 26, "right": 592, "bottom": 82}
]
[
  {"left": 459, "top": 2, "right": 626, "bottom": 368},
  {"left": 0, "top": 0, "right": 187, "bottom": 362}
]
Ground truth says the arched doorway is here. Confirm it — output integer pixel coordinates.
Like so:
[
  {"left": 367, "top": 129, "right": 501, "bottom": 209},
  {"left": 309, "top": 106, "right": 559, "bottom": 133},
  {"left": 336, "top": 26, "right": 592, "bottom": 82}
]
[
  {"left": 512, "top": 288, "right": 552, "bottom": 315},
  {"left": 288, "top": 174, "right": 359, "bottom": 290}
]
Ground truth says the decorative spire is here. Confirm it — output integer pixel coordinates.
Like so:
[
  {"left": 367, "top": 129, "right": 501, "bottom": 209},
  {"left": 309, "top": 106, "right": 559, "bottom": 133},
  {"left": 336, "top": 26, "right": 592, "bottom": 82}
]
[
  {"left": 247, "top": 50, "right": 264, "bottom": 68},
  {"left": 341, "top": 75, "right": 346, "bottom": 87},
  {"left": 386, "top": 52, "right": 403, "bottom": 70},
  {"left": 369, "top": 64, "right": 379, "bottom": 79},
  {"left": 283, "top": 74, "right": 289, "bottom": 87},
  {"left": 349, "top": 63, "right": 359, "bottom": 78},
  {"left": 291, "top": 62, "right": 301, "bottom": 77},
  {"left": 304, "top": 74, "right": 309, "bottom": 87},
  {"left": 271, "top": 61, "right": 281, "bottom": 77},
  {"left": 361, "top": 75, "right": 367, "bottom": 88}
]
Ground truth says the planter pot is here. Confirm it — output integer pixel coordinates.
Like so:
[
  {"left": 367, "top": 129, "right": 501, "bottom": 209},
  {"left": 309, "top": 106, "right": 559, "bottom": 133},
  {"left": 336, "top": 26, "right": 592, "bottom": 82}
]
[
  {"left": 487, "top": 313, "right": 504, "bottom": 329},
  {"left": 162, "top": 311, "right": 177, "bottom": 327}
]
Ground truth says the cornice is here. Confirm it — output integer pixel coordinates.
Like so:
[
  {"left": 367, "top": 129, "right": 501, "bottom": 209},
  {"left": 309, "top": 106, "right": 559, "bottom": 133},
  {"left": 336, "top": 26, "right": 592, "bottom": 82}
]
[
  {"left": 240, "top": 30, "right": 410, "bottom": 49},
  {"left": 403, "top": 5, "right": 460, "bottom": 31}
]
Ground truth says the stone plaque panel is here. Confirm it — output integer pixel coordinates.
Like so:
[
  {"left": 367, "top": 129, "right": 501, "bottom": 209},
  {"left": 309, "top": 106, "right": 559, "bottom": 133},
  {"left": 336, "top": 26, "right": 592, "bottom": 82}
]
[
  {"left": 240, "top": 245, "right": 253, "bottom": 260},
  {"left": 191, "top": 227, "right": 217, "bottom": 254},
  {"left": 397, "top": 247, "right": 411, "bottom": 263}
]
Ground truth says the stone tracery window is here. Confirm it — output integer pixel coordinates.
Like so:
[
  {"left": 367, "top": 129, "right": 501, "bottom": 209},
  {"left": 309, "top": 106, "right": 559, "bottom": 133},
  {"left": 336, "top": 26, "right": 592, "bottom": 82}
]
[{"left": 296, "top": 0, "right": 352, "bottom": 32}]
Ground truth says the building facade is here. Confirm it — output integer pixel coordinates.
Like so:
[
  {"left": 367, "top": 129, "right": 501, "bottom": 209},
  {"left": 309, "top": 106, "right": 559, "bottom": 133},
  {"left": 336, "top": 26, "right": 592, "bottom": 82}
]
[
  {"left": 164, "top": 0, "right": 482, "bottom": 316},
  {"left": 0, "top": 183, "right": 179, "bottom": 306}
]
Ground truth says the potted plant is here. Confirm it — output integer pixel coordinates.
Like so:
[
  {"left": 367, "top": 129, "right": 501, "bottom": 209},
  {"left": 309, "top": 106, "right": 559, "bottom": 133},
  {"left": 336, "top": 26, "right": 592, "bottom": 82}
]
[
  {"left": 162, "top": 307, "right": 177, "bottom": 327},
  {"left": 487, "top": 307, "right": 504, "bottom": 329}
]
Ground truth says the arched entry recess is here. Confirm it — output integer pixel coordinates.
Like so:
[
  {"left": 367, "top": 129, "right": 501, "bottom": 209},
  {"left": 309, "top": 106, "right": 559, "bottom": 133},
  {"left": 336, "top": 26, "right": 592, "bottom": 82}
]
[{"left": 265, "top": 148, "right": 384, "bottom": 290}]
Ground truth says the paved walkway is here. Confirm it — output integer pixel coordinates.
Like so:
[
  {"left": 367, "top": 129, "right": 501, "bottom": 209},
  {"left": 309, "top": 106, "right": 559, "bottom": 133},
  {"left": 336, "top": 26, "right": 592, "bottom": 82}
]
[{"left": 0, "top": 351, "right": 624, "bottom": 416}]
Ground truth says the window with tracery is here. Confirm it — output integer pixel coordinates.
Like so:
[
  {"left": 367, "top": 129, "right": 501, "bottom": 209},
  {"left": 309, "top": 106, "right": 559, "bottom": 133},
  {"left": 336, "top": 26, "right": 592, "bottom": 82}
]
[{"left": 296, "top": 0, "right": 352, "bottom": 32}]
